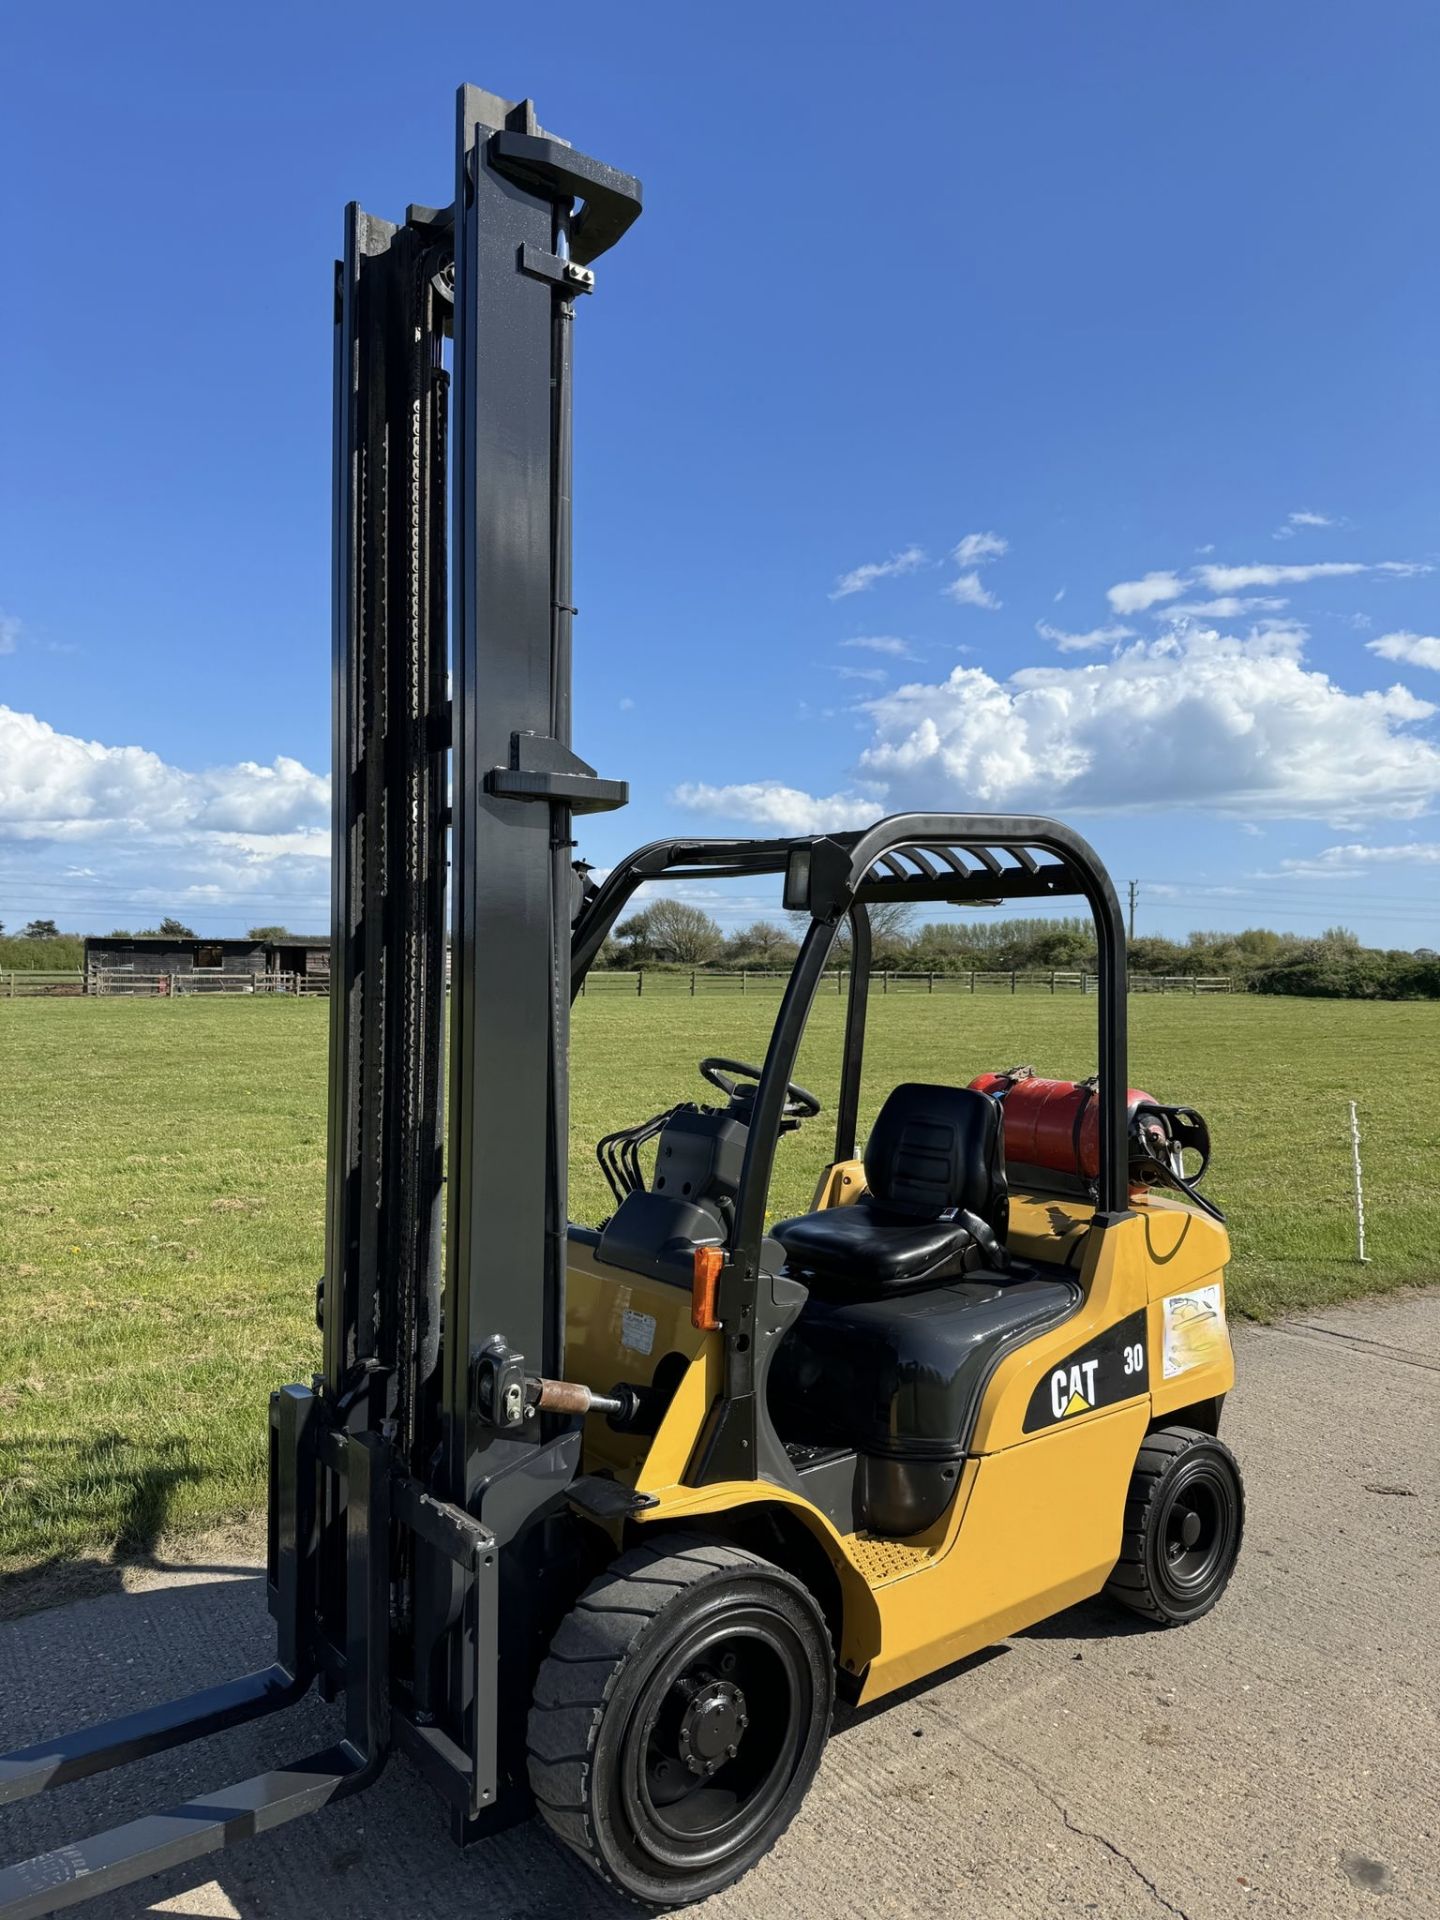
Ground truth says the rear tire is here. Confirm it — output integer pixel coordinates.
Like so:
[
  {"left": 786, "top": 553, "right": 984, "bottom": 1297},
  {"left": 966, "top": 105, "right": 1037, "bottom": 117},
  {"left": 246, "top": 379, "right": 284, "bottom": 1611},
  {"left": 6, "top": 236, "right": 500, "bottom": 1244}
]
[
  {"left": 527, "top": 1531, "right": 834, "bottom": 1908},
  {"left": 1105, "top": 1425, "right": 1244, "bottom": 1625}
]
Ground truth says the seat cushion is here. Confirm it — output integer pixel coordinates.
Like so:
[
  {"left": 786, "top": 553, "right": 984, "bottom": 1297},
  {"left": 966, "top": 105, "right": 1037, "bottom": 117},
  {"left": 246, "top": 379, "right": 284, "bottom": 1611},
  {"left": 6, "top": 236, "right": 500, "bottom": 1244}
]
[
  {"left": 772, "top": 1196, "right": 978, "bottom": 1296},
  {"left": 865, "top": 1083, "right": 1007, "bottom": 1239},
  {"left": 775, "top": 1085, "right": 1011, "bottom": 1301}
]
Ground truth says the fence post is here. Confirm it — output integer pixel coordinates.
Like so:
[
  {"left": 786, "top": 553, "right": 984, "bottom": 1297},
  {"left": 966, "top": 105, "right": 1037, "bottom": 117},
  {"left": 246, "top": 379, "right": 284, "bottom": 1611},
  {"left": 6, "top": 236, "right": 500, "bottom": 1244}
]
[
  {"left": 741, "top": 971, "right": 747, "bottom": 995},
  {"left": 637, "top": 970, "right": 643, "bottom": 998},
  {"left": 969, "top": 971, "right": 975, "bottom": 994},
  {"left": 928, "top": 972, "right": 934, "bottom": 994},
  {"left": 1011, "top": 969, "right": 1017, "bottom": 994},
  {"left": 1050, "top": 969, "right": 1056, "bottom": 994},
  {"left": 690, "top": 970, "right": 695, "bottom": 997}
]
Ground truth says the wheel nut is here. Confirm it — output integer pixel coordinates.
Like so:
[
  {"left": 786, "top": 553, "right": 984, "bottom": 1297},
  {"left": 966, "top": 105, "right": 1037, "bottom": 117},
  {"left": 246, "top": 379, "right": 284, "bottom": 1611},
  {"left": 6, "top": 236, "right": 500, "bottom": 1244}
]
[{"left": 727, "top": 1743, "right": 738, "bottom": 1758}]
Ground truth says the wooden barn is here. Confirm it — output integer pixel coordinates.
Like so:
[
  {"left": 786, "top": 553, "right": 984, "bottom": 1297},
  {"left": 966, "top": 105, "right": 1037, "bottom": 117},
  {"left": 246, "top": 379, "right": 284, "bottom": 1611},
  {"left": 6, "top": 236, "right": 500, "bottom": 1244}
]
[{"left": 83, "top": 934, "right": 330, "bottom": 994}]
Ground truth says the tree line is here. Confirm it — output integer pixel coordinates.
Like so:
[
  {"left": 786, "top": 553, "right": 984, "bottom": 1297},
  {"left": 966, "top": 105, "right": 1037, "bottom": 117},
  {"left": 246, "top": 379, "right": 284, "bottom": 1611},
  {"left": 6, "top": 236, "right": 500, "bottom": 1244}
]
[
  {"left": 596, "top": 904, "right": 1440, "bottom": 1000},
  {"left": 2, "top": 919, "right": 297, "bottom": 939}
]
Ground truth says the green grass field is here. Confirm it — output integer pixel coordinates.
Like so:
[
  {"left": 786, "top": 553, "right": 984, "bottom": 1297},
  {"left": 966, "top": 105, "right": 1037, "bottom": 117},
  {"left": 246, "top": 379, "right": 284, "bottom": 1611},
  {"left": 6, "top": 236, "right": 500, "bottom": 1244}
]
[{"left": 2, "top": 994, "right": 1437, "bottom": 1575}]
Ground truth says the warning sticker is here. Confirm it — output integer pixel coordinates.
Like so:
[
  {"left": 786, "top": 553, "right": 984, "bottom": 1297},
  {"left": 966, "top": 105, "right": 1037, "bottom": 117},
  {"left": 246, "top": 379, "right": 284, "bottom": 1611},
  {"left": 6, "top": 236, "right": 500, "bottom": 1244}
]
[
  {"left": 620, "top": 1308, "right": 657, "bottom": 1357},
  {"left": 1162, "top": 1284, "right": 1227, "bottom": 1379}
]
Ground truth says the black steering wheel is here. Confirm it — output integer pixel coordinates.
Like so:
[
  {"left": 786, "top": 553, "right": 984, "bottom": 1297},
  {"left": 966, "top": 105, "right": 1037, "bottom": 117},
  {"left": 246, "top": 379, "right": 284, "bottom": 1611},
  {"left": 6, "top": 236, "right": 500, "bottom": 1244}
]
[{"left": 699, "top": 1056, "right": 821, "bottom": 1121}]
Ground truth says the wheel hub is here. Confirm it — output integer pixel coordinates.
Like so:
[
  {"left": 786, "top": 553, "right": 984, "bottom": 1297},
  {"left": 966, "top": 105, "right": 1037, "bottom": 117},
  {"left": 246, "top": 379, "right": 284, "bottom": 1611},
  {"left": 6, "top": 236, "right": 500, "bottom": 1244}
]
[{"left": 675, "top": 1675, "right": 749, "bottom": 1777}]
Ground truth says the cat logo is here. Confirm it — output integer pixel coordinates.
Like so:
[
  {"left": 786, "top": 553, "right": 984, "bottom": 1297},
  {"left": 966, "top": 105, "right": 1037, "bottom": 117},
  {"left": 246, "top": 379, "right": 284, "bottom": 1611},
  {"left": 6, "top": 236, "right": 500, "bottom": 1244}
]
[
  {"left": 1022, "top": 1309, "right": 1149, "bottom": 1433},
  {"left": 1050, "top": 1358, "right": 1099, "bottom": 1420}
]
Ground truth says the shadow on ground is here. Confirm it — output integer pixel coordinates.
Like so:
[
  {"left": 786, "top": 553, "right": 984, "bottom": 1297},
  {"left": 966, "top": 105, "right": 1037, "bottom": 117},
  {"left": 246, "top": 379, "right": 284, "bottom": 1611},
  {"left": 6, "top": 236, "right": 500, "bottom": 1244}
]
[
  {"left": 0, "top": 1431, "right": 221, "bottom": 1623},
  {"left": 0, "top": 1565, "right": 643, "bottom": 1920}
]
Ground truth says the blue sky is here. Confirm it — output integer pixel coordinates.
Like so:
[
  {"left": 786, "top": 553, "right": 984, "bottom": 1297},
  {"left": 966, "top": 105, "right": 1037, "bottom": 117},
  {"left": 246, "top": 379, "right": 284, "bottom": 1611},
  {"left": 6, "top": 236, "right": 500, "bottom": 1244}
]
[{"left": 3, "top": 2, "right": 1438, "bottom": 946}]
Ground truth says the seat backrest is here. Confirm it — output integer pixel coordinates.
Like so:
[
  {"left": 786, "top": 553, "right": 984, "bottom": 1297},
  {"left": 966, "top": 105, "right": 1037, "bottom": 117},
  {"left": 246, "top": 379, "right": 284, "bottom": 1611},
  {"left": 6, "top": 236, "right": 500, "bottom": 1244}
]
[{"left": 863, "top": 1083, "right": 1008, "bottom": 1236}]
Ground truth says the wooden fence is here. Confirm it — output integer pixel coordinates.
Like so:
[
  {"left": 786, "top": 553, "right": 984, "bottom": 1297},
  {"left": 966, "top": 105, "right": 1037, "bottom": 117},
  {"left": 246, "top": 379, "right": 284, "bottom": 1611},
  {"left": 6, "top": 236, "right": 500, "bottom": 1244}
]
[
  {"left": 2, "top": 969, "right": 85, "bottom": 997},
  {"left": 3, "top": 966, "right": 1232, "bottom": 1001},
  {"left": 82, "top": 970, "right": 328, "bottom": 998},
  {"left": 579, "top": 969, "right": 1236, "bottom": 997}
]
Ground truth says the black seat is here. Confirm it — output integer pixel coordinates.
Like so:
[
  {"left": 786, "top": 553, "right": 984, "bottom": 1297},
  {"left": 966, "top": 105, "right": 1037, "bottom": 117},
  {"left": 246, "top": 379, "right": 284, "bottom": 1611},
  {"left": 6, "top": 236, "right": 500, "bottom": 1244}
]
[{"left": 772, "top": 1083, "right": 1009, "bottom": 1299}]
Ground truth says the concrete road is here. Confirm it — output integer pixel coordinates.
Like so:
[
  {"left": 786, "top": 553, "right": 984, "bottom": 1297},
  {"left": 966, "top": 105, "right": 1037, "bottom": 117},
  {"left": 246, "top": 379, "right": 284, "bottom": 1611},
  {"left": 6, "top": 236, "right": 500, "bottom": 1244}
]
[{"left": 1, "top": 1290, "right": 1436, "bottom": 1920}]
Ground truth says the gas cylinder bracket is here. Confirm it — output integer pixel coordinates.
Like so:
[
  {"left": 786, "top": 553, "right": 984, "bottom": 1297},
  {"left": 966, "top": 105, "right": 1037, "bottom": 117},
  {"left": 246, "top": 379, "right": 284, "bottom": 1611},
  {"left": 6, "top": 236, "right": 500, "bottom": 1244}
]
[{"left": 518, "top": 243, "right": 595, "bottom": 293}]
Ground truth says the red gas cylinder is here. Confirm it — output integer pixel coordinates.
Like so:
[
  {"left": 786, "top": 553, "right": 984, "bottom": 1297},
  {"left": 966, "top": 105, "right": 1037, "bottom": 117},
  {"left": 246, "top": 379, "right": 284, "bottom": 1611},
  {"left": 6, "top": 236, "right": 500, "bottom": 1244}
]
[{"left": 968, "top": 1068, "right": 1159, "bottom": 1180}]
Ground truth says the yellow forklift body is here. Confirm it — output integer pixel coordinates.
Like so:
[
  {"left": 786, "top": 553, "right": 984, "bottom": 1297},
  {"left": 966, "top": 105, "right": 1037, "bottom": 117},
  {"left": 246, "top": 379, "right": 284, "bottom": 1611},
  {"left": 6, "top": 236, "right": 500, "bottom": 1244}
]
[{"left": 564, "top": 1184, "right": 1233, "bottom": 1703}]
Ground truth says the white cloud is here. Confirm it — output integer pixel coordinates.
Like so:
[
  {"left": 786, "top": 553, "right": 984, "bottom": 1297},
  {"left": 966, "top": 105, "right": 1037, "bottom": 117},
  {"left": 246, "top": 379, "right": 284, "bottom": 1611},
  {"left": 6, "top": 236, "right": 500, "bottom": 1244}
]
[
  {"left": 1112, "top": 556, "right": 1427, "bottom": 613},
  {"left": 1273, "top": 509, "right": 1338, "bottom": 541},
  {"left": 944, "top": 571, "right": 1001, "bottom": 610},
  {"left": 1162, "top": 596, "right": 1288, "bottom": 620},
  {"left": 207, "top": 828, "right": 330, "bottom": 859},
  {"left": 0, "top": 612, "right": 19, "bottom": 656},
  {"left": 1196, "top": 560, "right": 1367, "bottom": 592},
  {"left": 1368, "top": 632, "right": 1440, "bottom": 671},
  {"left": 0, "top": 705, "right": 329, "bottom": 847},
  {"left": 675, "top": 629, "right": 1440, "bottom": 829},
  {"left": 829, "top": 545, "right": 926, "bottom": 599},
  {"left": 1273, "top": 839, "right": 1440, "bottom": 879},
  {"left": 1035, "top": 620, "right": 1135, "bottom": 655},
  {"left": 952, "top": 531, "right": 1008, "bottom": 568},
  {"left": 618, "top": 695, "right": 636, "bottom": 711},
  {"left": 835, "top": 665, "right": 887, "bottom": 683},
  {"left": 1293, "top": 841, "right": 1440, "bottom": 869},
  {"left": 671, "top": 780, "right": 881, "bottom": 834},
  {"left": 839, "top": 635, "right": 914, "bottom": 657},
  {"left": 0, "top": 707, "right": 333, "bottom": 930},
  {"left": 941, "top": 532, "right": 1007, "bottom": 608},
  {"left": 855, "top": 632, "right": 1438, "bottom": 817},
  {"left": 1053, "top": 587, "right": 1066, "bottom": 603},
  {"left": 1107, "top": 571, "right": 1186, "bottom": 614}
]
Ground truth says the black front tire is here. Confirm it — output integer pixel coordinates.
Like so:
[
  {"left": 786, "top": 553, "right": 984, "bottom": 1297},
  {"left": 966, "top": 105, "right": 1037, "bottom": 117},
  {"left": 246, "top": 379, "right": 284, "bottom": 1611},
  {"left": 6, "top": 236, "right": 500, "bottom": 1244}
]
[
  {"left": 527, "top": 1531, "right": 833, "bottom": 1908},
  {"left": 1105, "top": 1425, "right": 1245, "bottom": 1625}
]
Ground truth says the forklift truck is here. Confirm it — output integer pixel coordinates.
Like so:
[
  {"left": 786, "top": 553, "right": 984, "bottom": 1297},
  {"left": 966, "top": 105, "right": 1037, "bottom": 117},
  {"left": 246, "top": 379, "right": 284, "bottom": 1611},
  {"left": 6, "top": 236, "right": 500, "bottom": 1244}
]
[{"left": 0, "top": 83, "right": 1243, "bottom": 1914}]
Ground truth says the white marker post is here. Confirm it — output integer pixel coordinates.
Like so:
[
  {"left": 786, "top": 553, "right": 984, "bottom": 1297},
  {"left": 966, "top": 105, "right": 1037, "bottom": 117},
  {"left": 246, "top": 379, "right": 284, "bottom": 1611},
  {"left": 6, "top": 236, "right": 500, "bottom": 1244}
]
[{"left": 1349, "top": 1100, "right": 1369, "bottom": 1265}]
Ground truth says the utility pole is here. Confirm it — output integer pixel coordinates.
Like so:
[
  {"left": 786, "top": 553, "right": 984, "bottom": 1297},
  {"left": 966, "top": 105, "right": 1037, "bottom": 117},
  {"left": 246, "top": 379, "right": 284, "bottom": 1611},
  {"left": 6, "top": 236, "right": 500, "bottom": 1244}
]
[{"left": 1127, "top": 878, "right": 1138, "bottom": 942}]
